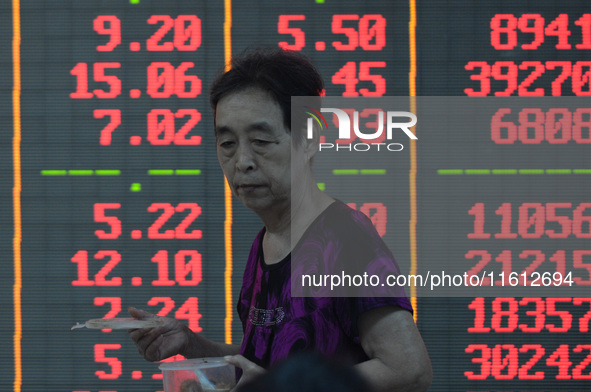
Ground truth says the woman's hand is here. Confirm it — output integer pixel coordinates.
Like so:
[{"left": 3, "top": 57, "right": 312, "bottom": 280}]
[
  {"left": 224, "top": 354, "right": 266, "bottom": 391},
  {"left": 128, "top": 307, "right": 194, "bottom": 362}
]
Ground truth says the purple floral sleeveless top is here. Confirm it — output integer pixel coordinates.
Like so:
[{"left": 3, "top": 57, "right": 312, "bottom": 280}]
[{"left": 237, "top": 201, "right": 412, "bottom": 368}]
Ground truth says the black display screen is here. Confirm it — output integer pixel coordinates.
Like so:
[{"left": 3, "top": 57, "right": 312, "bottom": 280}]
[{"left": 3, "top": 1, "right": 590, "bottom": 391}]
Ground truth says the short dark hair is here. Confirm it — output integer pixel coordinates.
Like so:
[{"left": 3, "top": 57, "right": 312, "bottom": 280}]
[{"left": 210, "top": 47, "right": 324, "bottom": 142}]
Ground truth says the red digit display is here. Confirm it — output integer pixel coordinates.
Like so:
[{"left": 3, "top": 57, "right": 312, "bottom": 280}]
[
  {"left": 148, "top": 297, "right": 175, "bottom": 317},
  {"left": 332, "top": 61, "right": 359, "bottom": 96},
  {"left": 518, "top": 203, "right": 545, "bottom": 238},
  {"left": 491, "top": 297, "right": 519, "bottom": 333},
  {"left": 175, "top": 297, "right": 203, "bottom": 332},
  {"left": 490, "top": 14, "right": 518, "bottom": 50},
  {"left": 94, "top": 109, "right": 121, "bottom": 146},
  {"left": 94, "top": 16, "right": 121, "bottom": 52},
  {"left": 94, "top": 203, "right": 122, "bottom": 239},
  {"left": 491, "top": 61, "right": 518, "bottom": 96},
  {"left": 147, "top": 62, "right": 175, "bottom": 98},
  {"left": 332, "top": 15, "right": 359, "bottom": 51},
  {"left": 358, "top": 61, "right": 386, "bottom": 96},
  {"left": 94, "top": 344, "right": 122, "bottom": 379},
  {"left": 174, "top": 203, "right": 202, "bottom": 239},
  {"left": 575, "top": 14, "right": 591, "bottom": 49},
  {"left": 547, "top": 61, "right": 572, "bottom": 95},
  {"left": 517, "top": 297, "right": 545, "bottom": 333},
  {"left": 151, "top": 250, "right": 176, "bottom": 286},
  {"left": 147, "top": 15, "right": 175, "bottom": 51},
  {"left": 71, "top": 250, "right": 94, "bottom": 286},
  {"left": 518, "top": 344, "right": 545, "bottom": 379},
  {"left": 94, "top": 297, "right": 122, "bottom": 332},
  {"left": 174, "top": 109, "right": 202, "bottom": 145},
  {"left": 71, "top": 251, "right": 122, "bottom": 286},
  {"left": 359, "top": 15, "right": 386, "bottom": 51},
  {"left": 545, "top": 108, "right": 572, "bottom": 143},
  {"left": 491, "top": 344, "right": 519, "bottom": 379},
  {"left": 174, "top": 62, "right": 202, "bottom": 98},
  {"left": 545, "top": 203, "right": 572, "bottom": 237},
  {"left": 11, "top": 3, "right": 591, "bottom": 392},
  {"left": 174, "top": 15, "right": 202, "bottom": 51},
  {"left": 572, "top": 345, "right": 591, "bottom": 379},
  {"left": 517, "top": 61, "right": 545, "bottom": 96},
  {"left": 574, "top": 298, "right": 591, "bottom": 332},
  {"left": 278, "top": 15, "right": 306, "bottom": 51},
  {"left": 517, "top": 109, "right": 545, "bottom": 143},
  {"left": 94, "top": 297, "right": 122, "bottom": 319},
  {"left": 174, "top": 250, "right": 202, "bottom": 285},
  {"left": 147, "top": 203, "right": 176, "bottom": 239},
  {"left": 465, "top": 344, "right": 491, "bottom": 379},
  {"left": 573, "top": 108, "right": 591, "bottom": 143},
  {"left": 518, "top": 14, "right": 545, "bottom": 50},
  {"left": 94, "top": 251, "right": 122, "bottom": 286},
  {"left": 573, "top": 203, "right": 591, "bottom": 238},
  {"left": 147, "top": 109, "right": 203, "bottom": 145},
  {"left": 546, "top": 298, "right": 573, "bottom": 332},
  {"left": 491, "top": 108, "right": 517, "bottom": 143},
  {"left": 545, "top": 14, "right": 571, "bottom": 49},
  {"left": 468, "top": 297, "right": 491, "bottom": 333},
  {"left": 491, "top": 108, "right": 591, "bottom": 142},
  {"left": 147, "top": 109, "right": 175, "bottom": 145},
  {"left": 92, "top": 63, "right": 122, "bottom": 98},
  {"left": 465, "top": 61, "right": 491, "bottom": 96},
  {"left": 70, "top": 63, "right": 94, "bottom": 99},
  {"left": 546, "top": 344, "right": 572, "bottom": 379},
  {"left": 495, "top": 203, "right": 518, "bottom": 239},
  {"left": 465, "top": 250, "right": 492, "bottom": 286}
]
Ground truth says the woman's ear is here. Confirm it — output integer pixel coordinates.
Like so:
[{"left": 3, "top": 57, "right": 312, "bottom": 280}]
[{"left": 302, "top": 119, "right": 320, "bottom": 161}]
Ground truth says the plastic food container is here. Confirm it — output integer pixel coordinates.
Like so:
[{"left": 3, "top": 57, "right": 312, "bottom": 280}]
[{"left": 159, "top": 357, "right": 236, "bottom": 392}]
